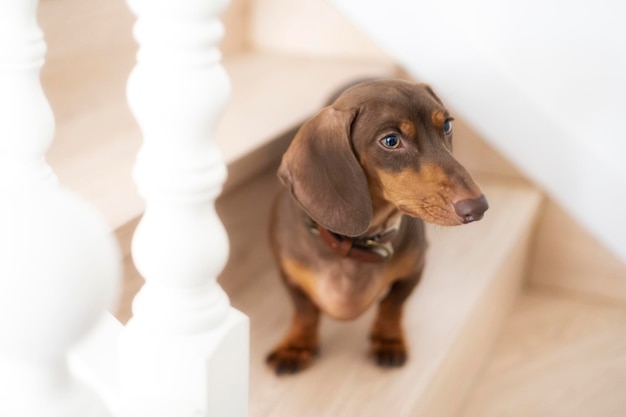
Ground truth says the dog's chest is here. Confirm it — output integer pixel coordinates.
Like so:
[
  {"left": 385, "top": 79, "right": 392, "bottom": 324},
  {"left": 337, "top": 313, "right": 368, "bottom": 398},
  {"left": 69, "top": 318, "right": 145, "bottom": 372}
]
[
  {"left": 317, "top": 264, "right": 385, "bottom": 320},
  {"left": 283, "top": 256, "right": 389, "bottom": 320}
]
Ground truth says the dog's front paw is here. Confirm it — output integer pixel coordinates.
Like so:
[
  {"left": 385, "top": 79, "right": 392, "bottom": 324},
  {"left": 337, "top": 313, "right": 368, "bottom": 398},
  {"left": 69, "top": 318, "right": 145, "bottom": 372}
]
[
  {"left": 266, "top": 344, "right": 319, "bottom": 375},
  {"left": 369, "top": 335, "right": 407, "bottom": 368}
]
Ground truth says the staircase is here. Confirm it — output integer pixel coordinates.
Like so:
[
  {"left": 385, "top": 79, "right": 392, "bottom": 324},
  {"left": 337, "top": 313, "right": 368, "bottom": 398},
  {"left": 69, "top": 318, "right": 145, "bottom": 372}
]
[
  {"left": 210, "top": 172, "right": 541, "bottom": 417},
  {"left": 35, "top": 0, "right": 625, "bottom": 416}
]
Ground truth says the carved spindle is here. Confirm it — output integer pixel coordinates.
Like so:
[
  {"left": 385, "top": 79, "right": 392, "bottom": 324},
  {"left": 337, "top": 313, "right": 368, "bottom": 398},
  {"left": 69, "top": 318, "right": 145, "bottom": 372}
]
[
  {"left": 0, "top": 1, "right": 122, "bottom": 416},
  {"left": 119, "top": 0, "right": 249, "bottom": 416},
  {"left": 0, "top": 0, "right": 55, "bottom": 190}
]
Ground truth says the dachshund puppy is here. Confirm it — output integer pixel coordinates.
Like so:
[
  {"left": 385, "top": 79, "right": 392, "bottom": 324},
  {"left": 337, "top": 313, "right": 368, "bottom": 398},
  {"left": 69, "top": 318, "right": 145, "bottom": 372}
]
[{"left": 267, "top": 80, "right": 488, "bottom": 375}]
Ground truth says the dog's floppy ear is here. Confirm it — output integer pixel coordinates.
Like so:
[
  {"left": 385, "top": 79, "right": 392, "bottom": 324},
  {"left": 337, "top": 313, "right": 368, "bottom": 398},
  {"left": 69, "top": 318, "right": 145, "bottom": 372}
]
[{"left": 278, "top": 106, "right": 372, "bottom": 237}]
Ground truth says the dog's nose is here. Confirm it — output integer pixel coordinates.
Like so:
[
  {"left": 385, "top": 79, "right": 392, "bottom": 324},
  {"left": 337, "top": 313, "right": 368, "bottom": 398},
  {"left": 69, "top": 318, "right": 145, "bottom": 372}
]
[{"left": 454, "top": 195, "right": 489, "bottom": 224}]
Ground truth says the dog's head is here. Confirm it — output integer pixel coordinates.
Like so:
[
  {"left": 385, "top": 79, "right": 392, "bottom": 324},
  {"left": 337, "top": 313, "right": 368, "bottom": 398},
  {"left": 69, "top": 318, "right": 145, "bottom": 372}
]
[{"left": 278, "top": 80, "right": 488, "bottom": 236}]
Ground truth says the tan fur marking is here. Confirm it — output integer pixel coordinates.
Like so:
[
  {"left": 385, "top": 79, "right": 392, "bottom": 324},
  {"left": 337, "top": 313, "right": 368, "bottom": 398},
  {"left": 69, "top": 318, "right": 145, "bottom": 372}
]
[
  {"left": 373, "top": 162, "right": 484, "bottom": 226},
  {"left": 431, "top": 110, "right": 446, "bottom": 128},
  {"left": 376, "top": 164, "right": 462, "bottom": 226},
  {"left": 382, "top": 250, "right": 423, "bottom": 285},
  {"left": 281, "top": 257, "right": 318, "bottom": 299},
  {"left": 273, "top": 311, "right": 318, "bottom": 350},
  {"left": 399, "top": 119, "right": 416, "bottom": 138}
]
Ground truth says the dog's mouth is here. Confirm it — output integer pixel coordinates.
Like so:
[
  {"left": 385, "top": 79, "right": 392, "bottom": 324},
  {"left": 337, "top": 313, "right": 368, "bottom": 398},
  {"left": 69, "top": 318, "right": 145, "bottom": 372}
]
[{"left": 398, "top": 204, "right": 464, "bottom": 226}]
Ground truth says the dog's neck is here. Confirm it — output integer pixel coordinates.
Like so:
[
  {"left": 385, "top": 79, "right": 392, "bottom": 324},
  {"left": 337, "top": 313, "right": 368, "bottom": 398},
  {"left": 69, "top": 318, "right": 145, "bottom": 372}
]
[
  {"left": 365, "top": 205, "right": 403, "bottom": 238},
  {"left": 362, "top": 194, "right": 404, "bottom": 238},
  {"left": 307, "top": 220, "right": 399, "bottom": 263},
  {"left": 305, "top": 199, "right": 403, "bottom": 263}
]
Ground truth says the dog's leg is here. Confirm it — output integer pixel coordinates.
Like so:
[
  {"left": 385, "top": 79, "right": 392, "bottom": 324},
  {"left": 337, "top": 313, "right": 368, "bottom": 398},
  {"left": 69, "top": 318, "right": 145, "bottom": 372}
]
[
  {"left": 369, "top": 267, "right": 423, "bottom": 367},
  {"left": 266, "top": 272, "right": 321, "bottom": 375}
]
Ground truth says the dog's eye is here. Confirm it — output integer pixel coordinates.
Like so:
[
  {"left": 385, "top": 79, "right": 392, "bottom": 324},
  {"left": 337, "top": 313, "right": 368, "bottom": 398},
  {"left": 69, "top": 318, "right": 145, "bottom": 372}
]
[
  {"left": 381, "top": 135, "right": 400, "bottom": 149},
  {"left": 443, "top": 119, "right": 453, "bottom": 134}
]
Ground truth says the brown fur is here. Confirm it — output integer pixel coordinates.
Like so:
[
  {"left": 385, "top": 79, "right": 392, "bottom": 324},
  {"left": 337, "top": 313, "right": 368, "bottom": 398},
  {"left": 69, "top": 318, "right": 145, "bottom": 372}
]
[{"left": 267, "top": 80, "right": 487, "bottom": 374}]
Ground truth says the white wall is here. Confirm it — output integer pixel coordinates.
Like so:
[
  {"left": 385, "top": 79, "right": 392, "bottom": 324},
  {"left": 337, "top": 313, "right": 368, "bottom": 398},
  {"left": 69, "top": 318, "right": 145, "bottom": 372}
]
[{"left": 333, "top": 0, "right": 626, "bottom": 263}]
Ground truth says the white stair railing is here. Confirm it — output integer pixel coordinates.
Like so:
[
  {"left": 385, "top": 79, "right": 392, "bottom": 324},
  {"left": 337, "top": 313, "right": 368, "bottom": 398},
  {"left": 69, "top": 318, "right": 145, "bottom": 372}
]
[
  {"left": 0, "top": 0, "right": 249, "bottom": 416},
  {"left": 0, "top": 0, "right": 121, "bottom": 416},
  {"left": 119, "top": 0, "right": 249, "bottom": 415}
]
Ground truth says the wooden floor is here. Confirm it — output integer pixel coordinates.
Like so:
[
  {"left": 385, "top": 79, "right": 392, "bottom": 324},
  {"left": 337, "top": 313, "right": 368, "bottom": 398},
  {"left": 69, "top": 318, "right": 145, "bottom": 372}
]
[
  {"left": 461, "top": 287, "right": 626, "bottom": 417},
  {"left": 116, "top": 167, "right": 626, "bottom": 416}
]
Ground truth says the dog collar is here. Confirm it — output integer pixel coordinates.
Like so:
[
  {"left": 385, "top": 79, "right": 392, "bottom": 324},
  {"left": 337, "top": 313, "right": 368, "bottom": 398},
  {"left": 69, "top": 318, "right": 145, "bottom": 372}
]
[{"left": 307, "top": 219, "right": 397, "bottom": 263}]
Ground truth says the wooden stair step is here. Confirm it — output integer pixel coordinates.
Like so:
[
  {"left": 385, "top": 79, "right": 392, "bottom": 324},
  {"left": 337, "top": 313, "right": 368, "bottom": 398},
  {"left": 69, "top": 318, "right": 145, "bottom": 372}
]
[
  {"left": 461, "top": 288, "right": 626, "bottom": 417},
  {"left": 210, "top": 170, "right": 543, "bottom": 417}
]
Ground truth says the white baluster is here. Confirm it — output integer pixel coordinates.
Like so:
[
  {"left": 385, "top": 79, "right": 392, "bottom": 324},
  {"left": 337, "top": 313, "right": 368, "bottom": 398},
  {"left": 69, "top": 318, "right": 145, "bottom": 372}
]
[
  {"left": 0, "top": 0, "right": 55, "bottom": 190},
  {"left": 0, "top": 1, "right": 122, "bottom": 416},
  {"left": 119, "top": 0, "right": 249, "bottom": 416}
]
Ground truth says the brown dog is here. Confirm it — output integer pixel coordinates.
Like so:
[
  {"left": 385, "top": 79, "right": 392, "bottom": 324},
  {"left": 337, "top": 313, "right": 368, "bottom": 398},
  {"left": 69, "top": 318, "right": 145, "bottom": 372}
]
[{"left": 266, "top": 80, "right": 488, "bottom": 375}]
